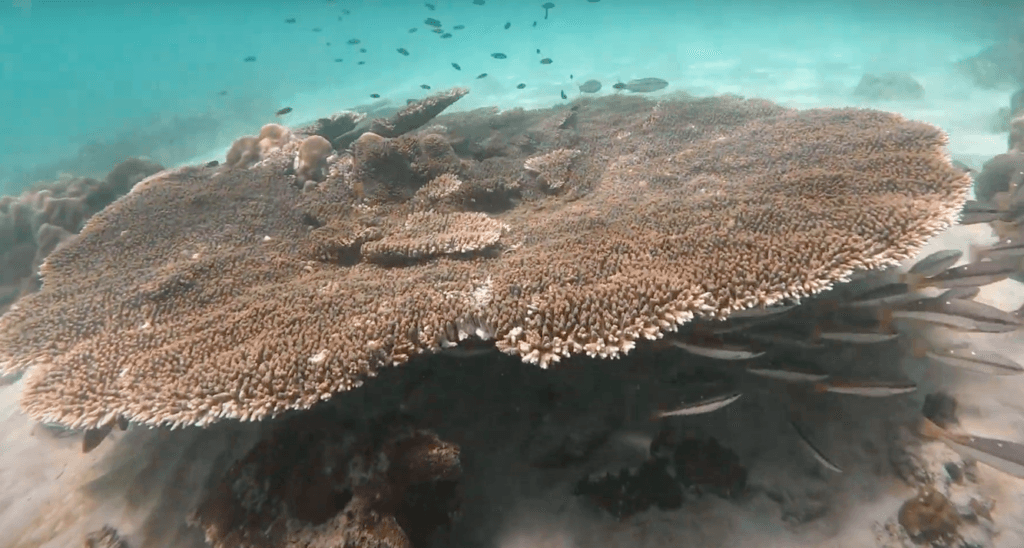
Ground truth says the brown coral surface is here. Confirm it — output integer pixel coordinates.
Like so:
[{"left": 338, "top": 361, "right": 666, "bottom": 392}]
[{"left": 0, "top": 94, "right": 971, "bottom": 429}]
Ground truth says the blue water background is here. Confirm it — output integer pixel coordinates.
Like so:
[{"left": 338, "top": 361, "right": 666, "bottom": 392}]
[{"left": 0, "top": 0, "right": 1020, "bottom": 193}]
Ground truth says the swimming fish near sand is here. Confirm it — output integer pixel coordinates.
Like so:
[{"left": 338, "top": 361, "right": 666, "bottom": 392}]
[
  {"left": 907, "top": 249, "right": 963, "bottom": 278},
  {"left": 746, "top": 362, "right": 828, "bottom": 383},
  {"left": 791, "top": 420, "right": 843, "bottom": 473},
  {"left": 901, "top": 257, "right": 1024, "bottom": 290},
  {"left": 651, "top": 392, "right": 742, "bottom": 420},
  {"left": 275, "top": 107, "right": 293, "bottom": 116},
  {"left": 919, "top": 418, "right": 1024, "bottom": 479},
  {"left": 668, "top": 339, "right": 765, "bottom": 360},
  {"left": 613, "top": 77, "right": 668, "bottom": 93},
  {"left": 814, "top": 378, "right": 916, "bottom": 397}
]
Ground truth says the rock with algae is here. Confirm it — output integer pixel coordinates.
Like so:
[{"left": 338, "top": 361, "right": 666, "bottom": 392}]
[{"left": 190, "top": 409, "right": 461, "bottom": 548}]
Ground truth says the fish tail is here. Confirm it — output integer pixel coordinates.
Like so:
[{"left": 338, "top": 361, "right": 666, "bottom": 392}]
[
  {"left": 877, "top": 306, "right": 895, "bottom": 331},
  {"left": 917, "top": 417, "right": 948, "bottom": 441},
  {"left": 992, "top": 220, "right": 1019, "bottom": 241},
  {"left": 909, "top": 337, "right": 930, "bottom": 359},
  {"left": 967, "top": 243, "right": 986, "bottom": 264}
]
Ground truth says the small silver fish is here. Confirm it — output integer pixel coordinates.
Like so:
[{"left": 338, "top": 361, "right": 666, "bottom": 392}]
[
  {"left": 844, "top": 282, "right": 920, "bottom": 308},
  {"left": 816, "top": 329, "right": 899, "bottom": 344},
  {"left": 921, "top": 298, "right": 1023, "bottom": 331},
  {"left": 746, "top": 365, "right": 828, "bottom": 383},
  {"left": 791, "top": 421, "right": 842, "bottom": 473},
  {"left": 907, "top": 257, "right": 1024, "bottom": 290},
  {"left": 814, "top": 379, "right": 916, "bottom": 397},
  {"left": 920, "top": 418, "right": 1024, "bottom": 479},
  {"left": 651, "top": 392, "right": 742, "bottom": 420},
  {"left": 668, "top": 340, "right": 765, "bottom": 360},
  {"left": 742, "top": 329, "right": 825, "bottom": 350},
  {"left": 960, "top": 200, "right": 1003, "bottom": 225},
  {"left": 908, "top": 249, "right": 963, "bottom": 278},
  {"left": 971, "top": 239, "right": 1024, "bottom": 262},
  {"left": 889, "top": 310, "right": 981, "bottom": 331},
  {"left": 935, "top": 286, "right": 980, "bottom": 301},
  {"left": 729, "top": 303, "right": 797, "bottom": 319},
  {"left": 926, "top": 347, "right": 1024, "bottom": 376}
]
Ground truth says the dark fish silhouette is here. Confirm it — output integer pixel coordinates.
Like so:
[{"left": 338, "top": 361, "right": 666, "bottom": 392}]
[
  {"left": 425, "top": 18, "right": 441, "bottom": 27},
  {"left": 561, "top": 90, "right": 567, "bottom": 99},
  {"left": 397, "top": 48, "right": 410, "bottom": 56},
  {"left": 348, "top": 38, "right": 360, "bottom": 44},
  {"left": 441, "top": 33, "right": 452, "bottom": 38},
  {"left": 276, "top": 107, "right": 293, "bottom": 116},
  {"left": 370, "top": 93, "right": 380, "bottom": 98},
  {"left": 477, "top": 73, "right": 488, "bottom": 78},
  {"left": 517, "top": 83, "right": 526, "bottom": 89},
  {"left": 285, "top": 18, "right": 296, "bottom": 23},
  {"left": 360, "top": 48, "right": 367, "bottom": 53},
  {"left": 409, "top": 27, "right": 418, "bottom": 33},
  {"left": 432, "top": 28, "right": 444, "bottom": 34},
  {"left": 342, "top": 9, "right": 350, "bottom": 14},
  {"left": 358, "top": 61, "right": 365, "bottom": 65},
  {"left": 425, "top": 3, "right": 435, "bottom": 9},
  {"left": 540, "top": 58, "right": 552, "bottom": 64},
  {"left": 83, "top": 422, "right": 114, "bottom": 453},
  {"left": 533, "top": 21, "right": 537, "bottom": 27},
  {"left": 492, "top": 53, "right": 507, "bottom": 59},
  {"left": 505, "top": 22, "right": 511, "bottom": 29},
  {"left": 243, "top": 55, "right": 256, "bottom": 62},
  {"left": 421, "top": 84, "right": 431, "bottom": 89},
  {"left": 326, "top": 42, "right": 331, "bottom": 46},
  {"left": 579, "top": 79, "right": 601, "bottom": 93},
  {"left": 454, "top": 25, "right": 465, "bottom": 30},
  {"left": 473, "top": 0, "right": 485, "bottom": 4},
  {"left": 452, "top": 62, "right": 461, "bottom": 70},
  {"left": 536, "top": 48, "right": 541, "bottom": 53},
  {"left": 335, "top": 58, "right": 343, "bottom": 62},
  {"left": 206, "top": 160, "right": 219, "bottom": 167},
  {"left": 217, "top": 90, "right": 228, "bottom": 96},
  {"left": 542, "top": 2, "right": 554, "bottom": 19},
  {"left": 312, "top": 27, "right": 321, "bottom": 32}
]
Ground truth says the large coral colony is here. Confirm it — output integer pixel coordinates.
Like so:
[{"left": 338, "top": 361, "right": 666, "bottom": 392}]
[{"left": 3, "top": 86, "right": 1024, "bottom": 547}]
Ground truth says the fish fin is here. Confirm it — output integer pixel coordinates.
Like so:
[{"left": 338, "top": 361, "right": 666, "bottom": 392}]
[{"left": 917, "top": 417, "right": 948, "bottom": 441}]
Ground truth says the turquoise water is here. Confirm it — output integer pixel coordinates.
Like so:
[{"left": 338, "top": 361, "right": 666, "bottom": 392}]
[
  {"left": 4, "top": 2, "right": 1024, "bottom": 548},
  {"left": 1, "top": 1, "right": 1019, "bottom": 192}
]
